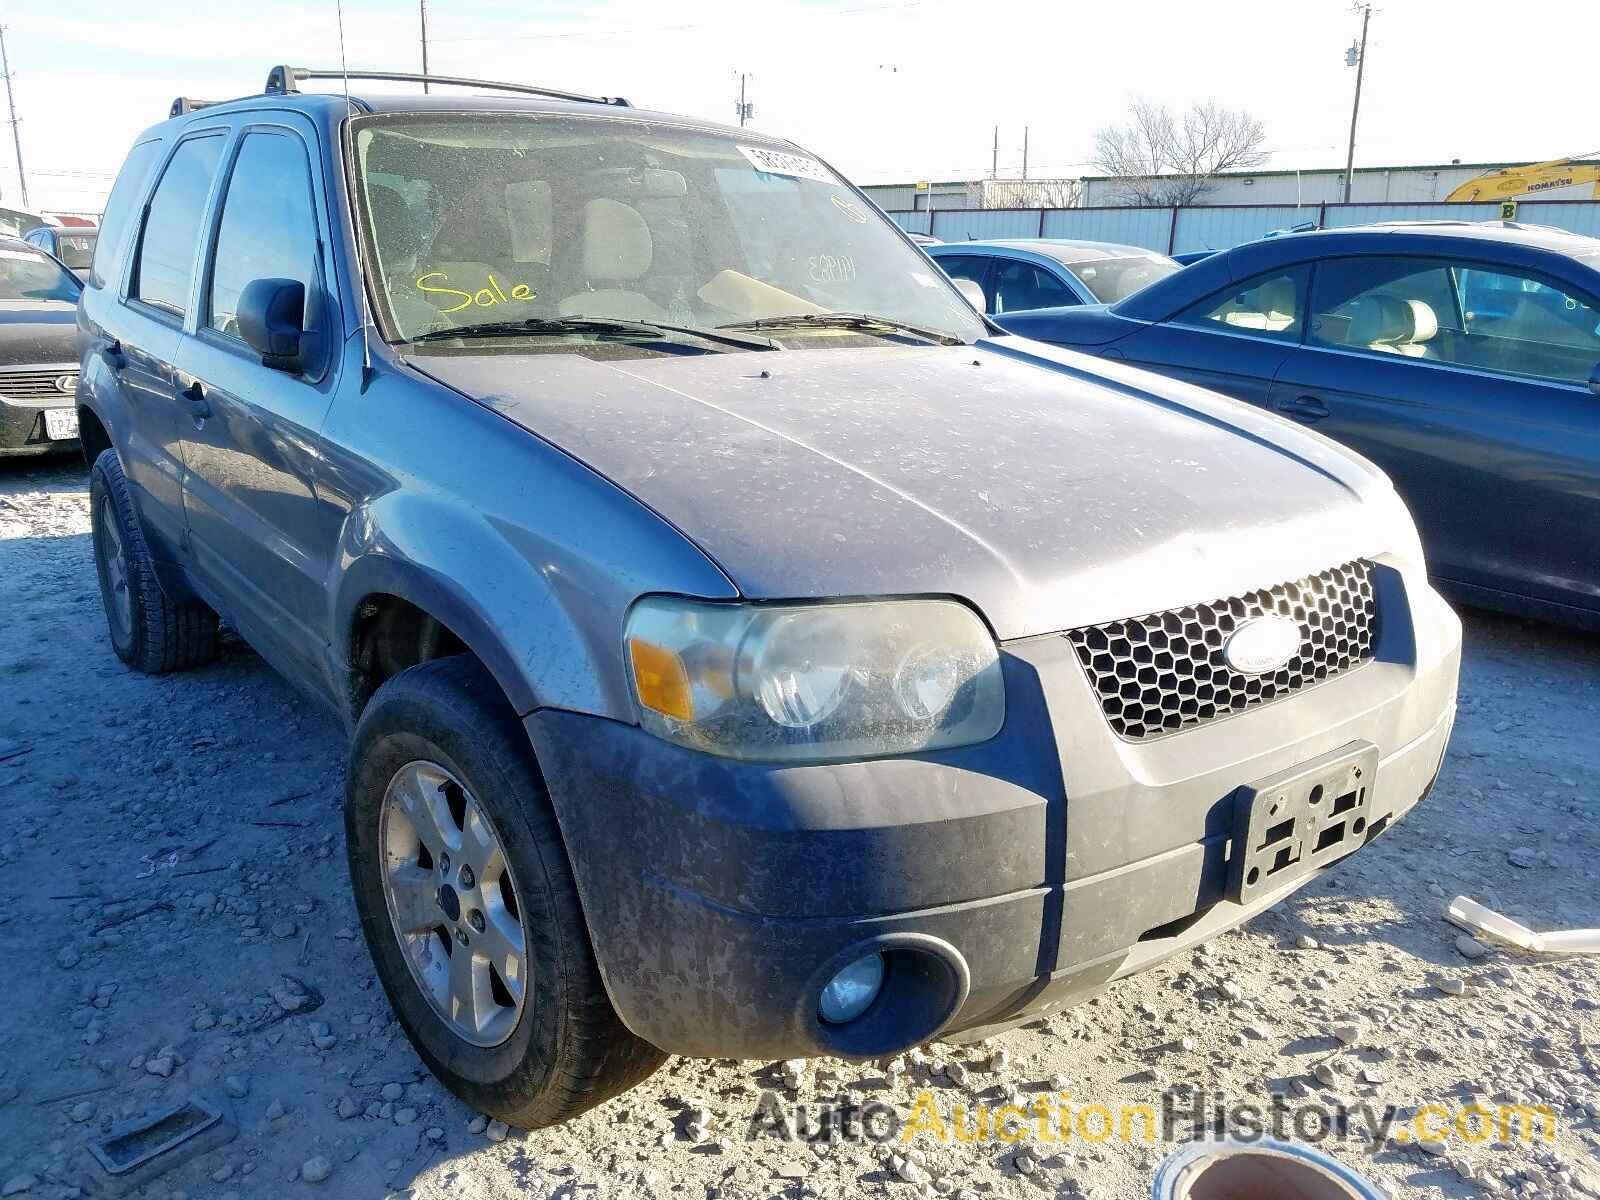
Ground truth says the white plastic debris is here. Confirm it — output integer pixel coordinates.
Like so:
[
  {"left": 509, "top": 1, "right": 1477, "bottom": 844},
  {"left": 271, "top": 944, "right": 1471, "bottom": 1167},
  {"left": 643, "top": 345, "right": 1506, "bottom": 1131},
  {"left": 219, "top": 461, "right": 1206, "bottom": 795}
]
[{"left": 1447, "top": 896, "right": 1600, "bottom": 955}]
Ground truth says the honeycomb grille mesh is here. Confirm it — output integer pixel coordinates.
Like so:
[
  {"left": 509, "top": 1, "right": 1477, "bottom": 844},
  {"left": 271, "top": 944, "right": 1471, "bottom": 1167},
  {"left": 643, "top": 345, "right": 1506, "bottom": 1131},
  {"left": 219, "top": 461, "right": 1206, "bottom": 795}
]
[{"left": 1066, "top": 560, "right": 1378, "bottom": 741}]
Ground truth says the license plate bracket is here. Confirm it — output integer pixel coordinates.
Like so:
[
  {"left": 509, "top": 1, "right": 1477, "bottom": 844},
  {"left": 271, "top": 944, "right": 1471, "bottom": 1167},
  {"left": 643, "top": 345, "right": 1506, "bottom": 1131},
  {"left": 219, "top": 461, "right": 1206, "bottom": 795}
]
[
  {"left": 1230, "top": 741, "right": 1379, "bottom": 904},
  {"left": 44, "top": 407, "right": 79, "bottom": 440}
]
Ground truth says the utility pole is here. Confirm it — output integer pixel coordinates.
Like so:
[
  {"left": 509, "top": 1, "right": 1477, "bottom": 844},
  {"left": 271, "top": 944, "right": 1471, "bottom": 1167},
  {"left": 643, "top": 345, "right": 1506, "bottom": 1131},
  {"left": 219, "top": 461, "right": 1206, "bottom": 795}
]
[
  {"left": 419, "top": 0, "right": 430, "bottom": 92},
  {"left": 0, "top": 24, "right": 26, "bottom": 210},
  {"left": 1342, "top": 3, "right": 1372, "bottom": 204},
  {"left": 1021, "top": 126, "right": 1029, "bottom": 181},
  {"left": 735, "top": 73, "right": 753, "bottom": 127},
  {"left": 991, "top": 126, "right": 998, "bottom": 179}
]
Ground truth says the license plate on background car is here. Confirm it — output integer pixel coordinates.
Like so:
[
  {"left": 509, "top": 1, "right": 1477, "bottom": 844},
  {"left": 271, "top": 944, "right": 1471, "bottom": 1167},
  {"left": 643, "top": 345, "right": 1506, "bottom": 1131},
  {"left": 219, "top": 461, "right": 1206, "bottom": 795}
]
[
  {"left": 1230, "top": 742, "right": 1380, "bottom": 904},
  {"left": 44, "top": 409, "right": 78, "bottom": 440}
]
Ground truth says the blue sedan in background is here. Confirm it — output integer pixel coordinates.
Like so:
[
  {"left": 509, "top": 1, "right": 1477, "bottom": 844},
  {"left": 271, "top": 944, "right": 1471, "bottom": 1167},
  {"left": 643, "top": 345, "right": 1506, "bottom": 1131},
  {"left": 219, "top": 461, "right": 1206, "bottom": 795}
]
[
  {"left": 994, "top": 222, "right": 1600, "bottom": 630},
  {"left": 927, "top": 239, "right": 1181, "bottom": 314}
]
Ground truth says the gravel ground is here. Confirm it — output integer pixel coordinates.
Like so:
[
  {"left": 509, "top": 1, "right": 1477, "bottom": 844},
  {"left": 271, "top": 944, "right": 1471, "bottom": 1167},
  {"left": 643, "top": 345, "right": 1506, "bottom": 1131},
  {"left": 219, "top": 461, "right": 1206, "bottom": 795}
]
[{"left": 2, "top": 454, "right": 1598, "bottom": 1200}]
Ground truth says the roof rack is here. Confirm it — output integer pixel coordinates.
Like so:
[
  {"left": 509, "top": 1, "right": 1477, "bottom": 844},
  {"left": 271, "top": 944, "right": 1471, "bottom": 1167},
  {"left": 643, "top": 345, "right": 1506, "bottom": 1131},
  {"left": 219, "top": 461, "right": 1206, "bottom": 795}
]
[
  {"left": 263, "top": 65, "right": 629, "bottom": 107},
  {"left": 170, "top": 97, "right": 221, "bottom": 118}
]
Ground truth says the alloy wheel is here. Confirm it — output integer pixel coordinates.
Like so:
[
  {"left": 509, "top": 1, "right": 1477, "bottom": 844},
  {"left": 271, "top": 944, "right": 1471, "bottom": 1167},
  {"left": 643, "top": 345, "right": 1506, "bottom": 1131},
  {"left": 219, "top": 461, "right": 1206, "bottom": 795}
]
[
  {"left": 96, "top": 497, "right": 133, "bottom": 642},
  {"left": 379, "top": 760, "right": 529, "bottom": 1047}
]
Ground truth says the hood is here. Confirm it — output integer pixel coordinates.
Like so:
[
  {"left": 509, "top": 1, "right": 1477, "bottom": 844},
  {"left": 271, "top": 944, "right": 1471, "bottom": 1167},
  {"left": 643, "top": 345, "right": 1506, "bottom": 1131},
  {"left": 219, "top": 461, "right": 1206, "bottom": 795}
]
[
  {"left": 409, "top": 339, "right": 1396, "bottom": 639},
  {"left": 0, "top": 301, "right": 79, "bottom": 369},
  {"left": 992, "top": 304, "right": 1133, "bottom": 346}
]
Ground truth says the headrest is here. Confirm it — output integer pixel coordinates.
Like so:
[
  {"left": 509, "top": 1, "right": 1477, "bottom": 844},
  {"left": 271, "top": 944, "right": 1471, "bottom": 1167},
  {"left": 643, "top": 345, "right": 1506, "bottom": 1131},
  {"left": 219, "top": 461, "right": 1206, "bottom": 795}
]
[
  {"left": 367, "top": 183, "right": 420, "bottom": 260},
  {"left": 1347, "top": 293, "right": 1416, "bottom": 346},
  {"left": 431, "top": 178, "right": 512, "bottom": 262},
  {"left": 1256, "top": 276, "right": 1297, "bottom": 316},
  {"left": 640, "top": 168, "right": 688, "bottom": 198},
  {"left": 581, "top": 198, "right": 653, "bottom": 282},
  {"left": 1403, "top": 298, "right": 1438, "bottom": 344}
]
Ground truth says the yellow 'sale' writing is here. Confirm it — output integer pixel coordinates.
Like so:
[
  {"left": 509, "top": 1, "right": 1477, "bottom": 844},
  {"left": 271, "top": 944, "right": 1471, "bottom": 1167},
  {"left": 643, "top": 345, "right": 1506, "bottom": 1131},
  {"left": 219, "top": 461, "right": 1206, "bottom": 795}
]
[{"left": 417, "top": 271, "right": 537, "bottom": 313}]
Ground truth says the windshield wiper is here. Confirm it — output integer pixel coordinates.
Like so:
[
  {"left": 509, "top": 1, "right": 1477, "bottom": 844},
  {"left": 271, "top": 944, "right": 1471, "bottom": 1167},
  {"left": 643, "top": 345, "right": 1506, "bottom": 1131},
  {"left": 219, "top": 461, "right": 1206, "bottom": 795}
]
[
  {"left": 715, "top": 312, "right": 963, "bottom": 346},
  {"left": 407, "top": 316, "right": 776, "bottom": 351}
]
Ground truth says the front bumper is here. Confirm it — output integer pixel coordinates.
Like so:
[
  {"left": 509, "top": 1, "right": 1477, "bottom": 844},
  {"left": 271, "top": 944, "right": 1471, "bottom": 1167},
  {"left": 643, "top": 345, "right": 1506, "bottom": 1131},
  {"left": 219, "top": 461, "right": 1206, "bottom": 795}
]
[
  {"left": 529, "top": 560, "right": 1460, "bottom": 1060},
  {"left": 0, "top": 393, "right": 78, "bottom": 456}
]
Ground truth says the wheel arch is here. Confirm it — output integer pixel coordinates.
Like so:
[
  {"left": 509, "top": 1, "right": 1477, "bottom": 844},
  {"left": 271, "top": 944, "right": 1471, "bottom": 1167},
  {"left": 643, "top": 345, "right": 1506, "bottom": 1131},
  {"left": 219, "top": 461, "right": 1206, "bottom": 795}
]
[
  {"left": 335, "top": 553, "right": 540, "bottom": 725},
  {"left": 77, "top": 402, "right": 113, "bottom": 470}
]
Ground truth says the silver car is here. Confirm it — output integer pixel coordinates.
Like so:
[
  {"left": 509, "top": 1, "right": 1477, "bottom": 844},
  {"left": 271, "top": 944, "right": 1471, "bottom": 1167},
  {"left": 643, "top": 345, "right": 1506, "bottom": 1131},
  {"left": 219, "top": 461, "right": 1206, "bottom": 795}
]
[{"left": 76, "top": 66, "right": 1461, "bottom": 1129}]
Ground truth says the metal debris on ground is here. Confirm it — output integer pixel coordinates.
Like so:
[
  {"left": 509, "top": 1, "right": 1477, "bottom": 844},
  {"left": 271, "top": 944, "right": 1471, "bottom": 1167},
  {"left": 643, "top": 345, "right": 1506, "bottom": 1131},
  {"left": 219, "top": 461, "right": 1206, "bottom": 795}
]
[{"left": 1447, "top": 896, "right": 1600, "bottom": 955}]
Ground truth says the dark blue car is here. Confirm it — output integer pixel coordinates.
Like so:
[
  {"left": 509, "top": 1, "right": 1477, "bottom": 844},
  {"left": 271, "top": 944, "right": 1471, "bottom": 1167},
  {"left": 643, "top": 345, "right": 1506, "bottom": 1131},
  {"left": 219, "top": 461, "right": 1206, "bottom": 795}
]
[{"left": 995, "top": 222, "right": 1600, "bottom": 630}]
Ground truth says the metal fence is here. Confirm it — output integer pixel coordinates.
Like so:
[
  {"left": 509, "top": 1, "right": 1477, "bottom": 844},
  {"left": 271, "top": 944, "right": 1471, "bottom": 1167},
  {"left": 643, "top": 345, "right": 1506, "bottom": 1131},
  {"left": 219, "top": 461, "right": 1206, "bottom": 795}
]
[{"left": 888, "top": 199, "right": 1600, "bottom": 254}]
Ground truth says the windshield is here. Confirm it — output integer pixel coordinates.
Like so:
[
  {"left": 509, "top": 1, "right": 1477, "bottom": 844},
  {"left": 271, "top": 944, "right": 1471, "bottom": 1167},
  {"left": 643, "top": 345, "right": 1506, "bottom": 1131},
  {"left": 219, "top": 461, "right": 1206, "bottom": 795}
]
[
  {"left": 1062, "top": 254, "right": 1180, "bottom": 304},
  {"left": 0, "top": 245, "right": 82, "bottom": 301},
  {"left": 349, "top": 113, "right": 983, "bottom": 347},
  {"left": 51, "top": 232, "right": 97, "bottom": 271}
]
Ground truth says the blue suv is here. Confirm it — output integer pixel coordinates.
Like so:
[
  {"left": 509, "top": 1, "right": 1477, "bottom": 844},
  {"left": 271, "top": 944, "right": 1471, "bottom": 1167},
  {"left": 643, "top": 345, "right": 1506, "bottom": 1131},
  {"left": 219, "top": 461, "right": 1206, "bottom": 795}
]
[{"left": 76, "top": 67, "right": 1459, "bottom": 1128}]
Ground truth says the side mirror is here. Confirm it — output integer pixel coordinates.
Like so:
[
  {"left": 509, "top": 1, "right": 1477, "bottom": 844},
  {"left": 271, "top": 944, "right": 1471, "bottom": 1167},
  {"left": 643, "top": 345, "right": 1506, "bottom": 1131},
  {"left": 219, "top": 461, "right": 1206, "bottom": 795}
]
[
  {"left": 237, "top": 278, "right": 307, "bottom": 371},
  {"left": 953, "top": 277, "right": 987, "bottom": 313}
]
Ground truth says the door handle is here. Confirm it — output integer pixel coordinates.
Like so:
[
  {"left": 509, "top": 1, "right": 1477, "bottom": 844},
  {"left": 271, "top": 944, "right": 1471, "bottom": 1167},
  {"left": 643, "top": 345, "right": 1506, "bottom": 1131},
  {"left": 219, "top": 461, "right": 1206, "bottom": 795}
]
[
  {"left": 1274, "top": 394, "right": 1330, "bottom": 422},
  {"left": 181, "top": 380, "right": 211, "bottom": 421}
]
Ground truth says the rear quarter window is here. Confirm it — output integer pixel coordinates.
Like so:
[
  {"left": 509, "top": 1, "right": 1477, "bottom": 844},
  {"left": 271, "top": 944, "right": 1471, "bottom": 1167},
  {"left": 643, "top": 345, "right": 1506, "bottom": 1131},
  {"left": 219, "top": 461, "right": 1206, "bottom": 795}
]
[{"left": 89, "top": 138, "right": 164, "bottom": 291}]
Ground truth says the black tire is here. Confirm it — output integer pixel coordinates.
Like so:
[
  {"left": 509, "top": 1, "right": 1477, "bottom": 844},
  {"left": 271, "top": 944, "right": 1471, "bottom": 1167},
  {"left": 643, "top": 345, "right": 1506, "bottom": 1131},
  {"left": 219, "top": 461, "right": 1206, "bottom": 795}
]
[
  {"left": 89, "top": 448, "right": 219, "bottom": 674},
  {"left": 346, "top": 655, "right": 665, "bottom": 1128}
]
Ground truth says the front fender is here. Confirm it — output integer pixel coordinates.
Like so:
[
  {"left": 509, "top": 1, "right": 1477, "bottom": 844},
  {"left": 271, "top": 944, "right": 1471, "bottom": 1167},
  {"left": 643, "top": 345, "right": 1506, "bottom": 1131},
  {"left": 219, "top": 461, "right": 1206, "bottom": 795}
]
[
  {"left": 327, "top": 485, "right": 738, "bottom": 727},
  {"left": 317, "top": 345, "right": 740, "bottom": 728}
]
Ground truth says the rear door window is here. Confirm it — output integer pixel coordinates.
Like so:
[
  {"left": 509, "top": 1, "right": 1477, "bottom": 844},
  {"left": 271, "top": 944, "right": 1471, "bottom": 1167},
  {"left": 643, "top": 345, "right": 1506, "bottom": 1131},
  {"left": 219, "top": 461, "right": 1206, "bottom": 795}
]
[
  {"left": 1308, "top": 257, "right": 1461, "bottom": 358},
  {"left": 1177, "top": 268, "right": 1309, "bottom": 340},
  {"left": 1308, "top": 256, "right": 1600, "bottom": 387},
  {"left": 132, "top": 134, "right": 226, "bottom": 318}
]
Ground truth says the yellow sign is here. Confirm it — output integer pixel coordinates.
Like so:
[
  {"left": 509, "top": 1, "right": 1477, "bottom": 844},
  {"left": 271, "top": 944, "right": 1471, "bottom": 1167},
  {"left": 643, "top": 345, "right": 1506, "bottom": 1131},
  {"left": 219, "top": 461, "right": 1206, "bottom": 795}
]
[
  {"left": 416, "top": 271, "right": 537, "bottom": 314},
  {"left": 915, "top": 180, "right": 930, "bottom": 192},
  {"left": 1500, "top": 200, "right": 1519, "bottom": 222}
]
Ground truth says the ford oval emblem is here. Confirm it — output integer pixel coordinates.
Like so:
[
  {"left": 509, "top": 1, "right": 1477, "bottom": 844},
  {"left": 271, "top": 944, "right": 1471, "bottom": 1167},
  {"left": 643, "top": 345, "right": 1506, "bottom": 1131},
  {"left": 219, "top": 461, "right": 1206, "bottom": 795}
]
[{"left": 1222, "top": 615, "right": 1301, "bottom": 676}]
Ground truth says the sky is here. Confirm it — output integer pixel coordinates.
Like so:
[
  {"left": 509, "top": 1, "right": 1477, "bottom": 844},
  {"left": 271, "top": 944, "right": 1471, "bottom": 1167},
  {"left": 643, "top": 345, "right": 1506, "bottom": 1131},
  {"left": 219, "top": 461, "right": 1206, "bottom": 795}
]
[{"left": 2, "top": 0, "right": 1597, "bottom": 215}]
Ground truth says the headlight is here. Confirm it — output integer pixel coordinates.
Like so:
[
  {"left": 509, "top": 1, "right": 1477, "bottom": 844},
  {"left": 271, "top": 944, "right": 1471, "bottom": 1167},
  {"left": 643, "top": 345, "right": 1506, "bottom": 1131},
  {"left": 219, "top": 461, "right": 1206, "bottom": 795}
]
[
  {"left": 625, "top": 597, "right": 1005, "bottom": 762},
  {"left": 1369, "top": 484, "right": 1425, "bottom": 569}
]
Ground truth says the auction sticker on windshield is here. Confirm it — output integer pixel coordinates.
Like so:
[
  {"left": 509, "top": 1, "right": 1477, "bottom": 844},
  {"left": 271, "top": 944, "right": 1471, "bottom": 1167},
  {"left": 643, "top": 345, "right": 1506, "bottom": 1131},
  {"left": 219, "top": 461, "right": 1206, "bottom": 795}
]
[{"left": 738, "top": 145, "right": 837, "bottom": 184}]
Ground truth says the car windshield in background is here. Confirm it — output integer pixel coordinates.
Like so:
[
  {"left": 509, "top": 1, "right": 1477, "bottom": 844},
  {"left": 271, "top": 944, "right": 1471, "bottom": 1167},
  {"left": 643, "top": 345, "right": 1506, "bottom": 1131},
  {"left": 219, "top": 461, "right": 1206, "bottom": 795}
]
[
  {"left": 349, "top": 113, "right": 983, "bottom": 347},
  {"left": 53, "top": 233, "right": 97, "bottom": 271},
  {"left": 1064, "top": 254, "right": 1181, "bottom": 304},
  {"left": 0, "top": 246, "right": 82, "bottom": 301}
]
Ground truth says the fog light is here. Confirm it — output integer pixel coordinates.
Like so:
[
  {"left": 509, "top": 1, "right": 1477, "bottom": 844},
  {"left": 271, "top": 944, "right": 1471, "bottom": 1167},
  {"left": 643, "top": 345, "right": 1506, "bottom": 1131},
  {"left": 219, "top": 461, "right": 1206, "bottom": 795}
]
[{"left": 819, "top": 953, "right": 885, "bottom": 1024}]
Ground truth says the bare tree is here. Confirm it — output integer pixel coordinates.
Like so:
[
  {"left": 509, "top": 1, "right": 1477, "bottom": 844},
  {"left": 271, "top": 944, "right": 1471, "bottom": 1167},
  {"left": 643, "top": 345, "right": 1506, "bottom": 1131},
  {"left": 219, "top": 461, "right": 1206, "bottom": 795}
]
[{"left": 1092, "top": 100, "right": 1268, "bottom": 206}]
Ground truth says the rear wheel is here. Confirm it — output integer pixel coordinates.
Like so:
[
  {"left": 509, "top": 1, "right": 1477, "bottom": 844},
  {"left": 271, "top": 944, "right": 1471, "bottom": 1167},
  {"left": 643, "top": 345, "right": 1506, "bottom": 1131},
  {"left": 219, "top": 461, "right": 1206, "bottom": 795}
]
[
  {"left": 89, "top": 449, "right": 219, "bottom": 673},
  {"left": 346, "top": 655, "right": 664, "bottom": 1128}
]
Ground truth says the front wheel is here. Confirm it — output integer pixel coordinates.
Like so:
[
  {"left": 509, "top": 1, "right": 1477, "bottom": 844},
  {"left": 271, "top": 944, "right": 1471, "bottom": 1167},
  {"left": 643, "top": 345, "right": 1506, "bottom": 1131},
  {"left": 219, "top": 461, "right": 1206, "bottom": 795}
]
[{"left": 345, "top": 656, "right": 664, "bottom": 1128}]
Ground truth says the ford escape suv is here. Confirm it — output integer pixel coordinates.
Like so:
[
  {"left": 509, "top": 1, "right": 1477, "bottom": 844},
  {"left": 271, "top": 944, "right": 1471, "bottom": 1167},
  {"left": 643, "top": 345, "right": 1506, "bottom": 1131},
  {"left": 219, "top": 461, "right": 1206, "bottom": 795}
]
[{"left": 77, "top": 66, "right": 1460, "bottom": 1129}]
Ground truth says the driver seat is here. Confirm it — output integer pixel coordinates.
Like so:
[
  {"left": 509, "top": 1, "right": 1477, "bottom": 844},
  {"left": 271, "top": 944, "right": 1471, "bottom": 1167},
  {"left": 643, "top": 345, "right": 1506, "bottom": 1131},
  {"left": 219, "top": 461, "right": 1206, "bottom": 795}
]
[{"left": 558, "top": 199, "right": 669, "bottom": 322}]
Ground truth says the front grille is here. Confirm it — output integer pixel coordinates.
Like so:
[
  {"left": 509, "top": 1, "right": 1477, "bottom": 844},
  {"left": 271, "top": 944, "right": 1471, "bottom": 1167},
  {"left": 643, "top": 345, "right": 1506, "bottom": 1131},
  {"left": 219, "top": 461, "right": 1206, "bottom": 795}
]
[
  {"left": 1066, "top": 560, "right": 1378, "bottom": 741},
  {"left": 0, "top": 370, "right": 77, "bottom": 400}
]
